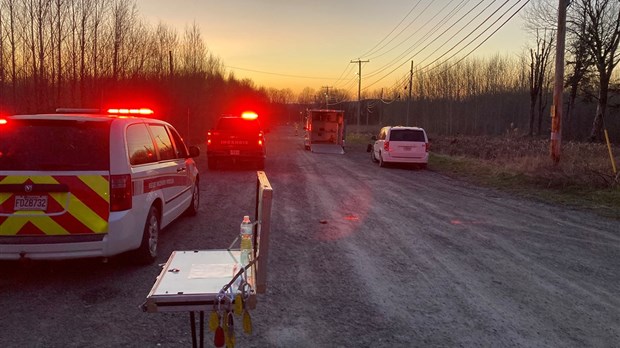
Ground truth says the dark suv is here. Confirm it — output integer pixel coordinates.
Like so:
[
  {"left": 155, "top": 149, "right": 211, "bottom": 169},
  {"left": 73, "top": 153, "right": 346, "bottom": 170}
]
[{"left": 206, "top": 112, "right": 266, "bottom": 170}]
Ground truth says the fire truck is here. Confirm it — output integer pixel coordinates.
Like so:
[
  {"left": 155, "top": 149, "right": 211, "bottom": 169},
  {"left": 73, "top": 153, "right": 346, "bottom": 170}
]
[{"left": 303, "top": 109, "right": 345, "bottom": 154}]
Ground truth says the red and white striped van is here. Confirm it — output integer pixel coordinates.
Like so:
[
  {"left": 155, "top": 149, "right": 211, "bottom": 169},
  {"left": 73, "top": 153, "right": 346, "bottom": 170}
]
[{"left": 0, "top": 108, "right": 200, "bottom": 263}]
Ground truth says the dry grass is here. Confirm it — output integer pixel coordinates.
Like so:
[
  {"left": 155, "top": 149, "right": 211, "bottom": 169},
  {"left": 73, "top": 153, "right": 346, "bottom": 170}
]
[{"left": 429, "top": 135, "right": 620, "bottom": 219}]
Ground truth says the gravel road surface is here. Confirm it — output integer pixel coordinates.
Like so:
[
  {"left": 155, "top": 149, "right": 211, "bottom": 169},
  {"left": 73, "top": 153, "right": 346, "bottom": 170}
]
[{"left": 1, "top": 126, "right": 619, "bottom": 347}]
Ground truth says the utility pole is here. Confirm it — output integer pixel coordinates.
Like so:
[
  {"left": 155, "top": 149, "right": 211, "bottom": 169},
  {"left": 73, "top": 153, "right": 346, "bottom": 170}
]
[
  {"left": 321, "top": 86, "right": 332, "bottom": 109},
  {"left": 550, "top": 0, "right": 568, "bottom": 164},
  {"left": 406, "top": 61, "right": 413, "bottom": 126},
  {"left": 351, "top": 59, "right": 369, "bottom": 129}
]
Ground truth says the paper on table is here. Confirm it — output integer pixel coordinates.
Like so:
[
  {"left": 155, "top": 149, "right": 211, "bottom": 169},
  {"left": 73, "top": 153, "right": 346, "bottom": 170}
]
[{"left": 188, "top": 263, "right": 237, "bottom": 279}]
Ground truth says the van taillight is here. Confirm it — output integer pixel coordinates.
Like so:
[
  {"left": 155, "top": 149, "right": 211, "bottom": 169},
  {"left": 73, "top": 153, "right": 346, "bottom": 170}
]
[
  {"left": 110, "top": 174, "right": 132, "bottom": 211},
  {"left": 384, "top": 141, "right": 390, "bottom": 151},
  {"left": 425, "top": 142, "right": 430, "bottom": 152}
]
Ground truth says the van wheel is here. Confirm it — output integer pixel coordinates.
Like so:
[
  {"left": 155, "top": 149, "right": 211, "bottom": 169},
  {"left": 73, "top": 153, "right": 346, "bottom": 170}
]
[
  {"left": 135, "top": 206, "right": 159, "bottom": 264},
  {"left": 379, "top": 153, "right": 386, "bottom": 167},
  {"left": 370, "top": 149, "right": 378, "bottom": 163},
  {"left": 208, "top": 158, "right": 217, "bottom": 170},
  {"left": 185, "top": 180, "right": 199, "bottom": 216}
]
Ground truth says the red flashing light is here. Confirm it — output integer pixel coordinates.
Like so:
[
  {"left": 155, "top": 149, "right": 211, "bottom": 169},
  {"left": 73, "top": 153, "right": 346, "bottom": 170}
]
[
  {"left": 0, "top": 119, "right": 7, "bottom": 125},
  {"left": 241, "top": 111, "right": 258, "bottom": 120},
  {"left": 107, "top": 108, "right": 154, "bottom": 115}
]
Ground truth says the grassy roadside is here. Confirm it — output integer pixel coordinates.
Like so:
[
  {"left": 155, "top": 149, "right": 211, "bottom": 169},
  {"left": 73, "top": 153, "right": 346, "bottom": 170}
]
[
  {"left": 429, "top": 135, "right": 620, "bottom": 220},
  {"left": 346, "top": 132, "right": 620, "bottom": 220}
]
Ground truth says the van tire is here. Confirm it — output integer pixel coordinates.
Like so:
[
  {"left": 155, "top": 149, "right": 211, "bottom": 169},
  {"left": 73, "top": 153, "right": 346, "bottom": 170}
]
[
  {"left": 370, "top": 149, "right": 378, "bottom": 163},
  {"left": 135, "top": 206, "right": 160, "bottom": 264},
  {"left": 185, "top": 180, "right": 199, "bottom": 216}
]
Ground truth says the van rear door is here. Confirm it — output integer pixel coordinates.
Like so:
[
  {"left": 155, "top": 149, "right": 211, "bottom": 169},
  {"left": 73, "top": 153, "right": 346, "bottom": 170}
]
[
  {"left": 0, "top": 117, "right": 111, "bottom": 240},
  {"left": 388, "top": 129, "right": 427, "bottom": 159}
]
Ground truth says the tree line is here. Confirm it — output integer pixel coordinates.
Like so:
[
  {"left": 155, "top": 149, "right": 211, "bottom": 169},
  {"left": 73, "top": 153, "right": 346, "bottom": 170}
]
[{"left": 1, "top": 0, "right": 618, "bottom": 143}]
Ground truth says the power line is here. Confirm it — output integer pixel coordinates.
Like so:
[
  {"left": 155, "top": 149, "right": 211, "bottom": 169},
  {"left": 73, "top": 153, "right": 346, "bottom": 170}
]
[
  {"left": 364, "top": 0, "right": 487, "bottom": 81},
  {"left": 225, "top": 65, "right": 340, "bottom": 80},
  {"left": 363, "top": 0, "right": 525, "bottom": 92}
]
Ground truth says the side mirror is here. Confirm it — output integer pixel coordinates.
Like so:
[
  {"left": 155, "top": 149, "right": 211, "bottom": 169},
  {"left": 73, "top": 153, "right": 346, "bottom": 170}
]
[
  {"left": 188, "top": 145, "right": 200, "bottom": 158},
  {"left": 371, "top": 135, "right": 377, "bottom": 141}
]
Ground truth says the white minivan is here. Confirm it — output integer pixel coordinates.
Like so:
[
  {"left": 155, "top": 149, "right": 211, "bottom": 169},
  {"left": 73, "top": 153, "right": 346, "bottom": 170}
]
[
  {"left": 370, "top": 126, "right": 429, "bottom": 168},
  {"left": 0, "top": 108, "right": 200, "bottom": 263}
]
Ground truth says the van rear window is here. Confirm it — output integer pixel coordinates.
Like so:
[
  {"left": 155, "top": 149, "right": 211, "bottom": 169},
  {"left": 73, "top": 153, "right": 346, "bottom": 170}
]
[
  {"left": 390, "top": 129, "right": 426, "bottom": 142},
  {"left": 0, "top": 119, "right": 110, "bottom": 171}
]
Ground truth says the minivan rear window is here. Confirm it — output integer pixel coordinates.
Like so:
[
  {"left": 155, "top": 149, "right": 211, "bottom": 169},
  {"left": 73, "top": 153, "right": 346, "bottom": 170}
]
[
  {"left": 0, "top": 119, "right": 110, "bottom": 171},
  {"left": 390, "top": 129, "right": 426, "bottom": 142}
]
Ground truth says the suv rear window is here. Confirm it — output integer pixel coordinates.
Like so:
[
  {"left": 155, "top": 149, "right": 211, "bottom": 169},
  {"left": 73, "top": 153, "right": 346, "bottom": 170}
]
[
  {"left": 0, "top": 119, "right": 110, "bottom": 171},
  {"left": 389, "top": 129, "right": 426, "bottom": 142},
  {"left": 216, "top": 117, "right": 262, "bottom": 132}
]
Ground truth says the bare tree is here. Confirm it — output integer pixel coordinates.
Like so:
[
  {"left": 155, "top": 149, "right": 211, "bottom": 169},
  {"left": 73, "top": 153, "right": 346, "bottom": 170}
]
[
  {"left": 565, "top": 3, "right": 591, "bottom": 139},
  {"left": 573, "top": 0, "right": 620, "bottom": 141},
  {"left": 528, "top": 29, "right": 554, "bottom": 136}
]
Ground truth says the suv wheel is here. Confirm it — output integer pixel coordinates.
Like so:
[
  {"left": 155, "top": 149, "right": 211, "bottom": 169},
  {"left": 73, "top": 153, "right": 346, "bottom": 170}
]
[{"left": 135, "top": 205, "right": 160, "bottom": 264}]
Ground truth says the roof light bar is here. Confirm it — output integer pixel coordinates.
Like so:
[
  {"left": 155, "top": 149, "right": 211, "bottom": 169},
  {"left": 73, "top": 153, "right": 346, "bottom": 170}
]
[
  {"left": 107, "top": 108, "right": 154, "bottom": 115},
  {"left": 241, "top": 111, "right": 258, "bottom": 120}
]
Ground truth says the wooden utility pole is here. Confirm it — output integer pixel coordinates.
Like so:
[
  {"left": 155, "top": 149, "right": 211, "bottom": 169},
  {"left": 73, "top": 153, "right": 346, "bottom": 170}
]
[
  {"left": 351, "top": 59, "right": 369, "bottom": 129},
  {"left": 406, "top": 61, "right": 413, "bottom": 126},
  {"left": 321, "top": 86, "right": 332, "bottom": 109},
  {"left": 550, "top": 0, "right": 568, "bottom": 164}
]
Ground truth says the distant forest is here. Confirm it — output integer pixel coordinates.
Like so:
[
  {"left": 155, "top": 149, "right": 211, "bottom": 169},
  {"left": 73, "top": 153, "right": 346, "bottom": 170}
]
[{"left": 0, "top": 0, "right": 618, "bottom": 144}]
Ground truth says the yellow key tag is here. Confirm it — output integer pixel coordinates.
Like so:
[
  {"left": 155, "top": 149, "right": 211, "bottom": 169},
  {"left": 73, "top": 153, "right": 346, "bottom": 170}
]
[
  {"left": 209, "top": 311, "right": 219, "bottom": 332},
  {"left": 234, "top": 294, "right": 243, "bottom": 315},
  {"left": 243, "top": 310, "right": 253, "bottom": 334}
]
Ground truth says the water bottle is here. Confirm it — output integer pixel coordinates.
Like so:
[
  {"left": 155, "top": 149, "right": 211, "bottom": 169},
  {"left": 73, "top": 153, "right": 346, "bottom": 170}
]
[{"left": 239, "top": 215, "right": 253, "bottom": 265}]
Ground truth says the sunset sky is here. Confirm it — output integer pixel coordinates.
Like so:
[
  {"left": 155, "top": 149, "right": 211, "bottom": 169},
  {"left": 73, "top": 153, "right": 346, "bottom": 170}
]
[{"left": 136, "top": 0, "right": 536, "bottom": 95}]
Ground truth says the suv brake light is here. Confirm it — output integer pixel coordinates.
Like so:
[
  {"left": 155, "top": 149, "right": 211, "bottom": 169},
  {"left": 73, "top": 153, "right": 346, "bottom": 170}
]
[
  {"left": 384, "top": 141, "right": 390, "bottom": 151},
  {"left": 110, "top": 174, "right": 132, "bottom": 211}
]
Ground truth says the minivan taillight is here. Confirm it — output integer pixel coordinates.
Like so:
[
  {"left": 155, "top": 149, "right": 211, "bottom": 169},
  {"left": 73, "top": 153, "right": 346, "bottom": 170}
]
[
  {"left": 383, "top": 141, "right": 390, "bottom": 151},
  {"left": 425, "top": 142, "right": 430, "bottom": 152},
  {"left": 110, "top": 174, "right": 132, "bottom": 211}
]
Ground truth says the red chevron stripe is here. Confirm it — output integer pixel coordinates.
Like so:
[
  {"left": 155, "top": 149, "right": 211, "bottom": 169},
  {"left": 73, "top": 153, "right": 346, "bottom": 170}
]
[
  {"left": 16, "top": 221, "right": 46, "bottom": 235},
  {"left": 52, "top": 176, "right": 110, "bottom": 221}
]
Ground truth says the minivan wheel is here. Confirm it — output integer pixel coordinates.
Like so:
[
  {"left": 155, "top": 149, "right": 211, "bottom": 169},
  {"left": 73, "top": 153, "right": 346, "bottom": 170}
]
[
  {"left": 185, "top": 180, "right": 199, "bottom": 216},
  {"left": 370, "top": 149, "right": 378, "bottom": 163},
  {"left": 135, "top": 206, "right": 159, "bottom": 264},
  {"left": 379, "top": 153, "right": 386, "bottom": 167}
]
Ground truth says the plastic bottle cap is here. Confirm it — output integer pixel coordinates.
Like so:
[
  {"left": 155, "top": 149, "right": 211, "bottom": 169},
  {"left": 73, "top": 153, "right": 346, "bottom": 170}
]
[{"left": 243, "top": 215, "right": 250, "bottom": 222}]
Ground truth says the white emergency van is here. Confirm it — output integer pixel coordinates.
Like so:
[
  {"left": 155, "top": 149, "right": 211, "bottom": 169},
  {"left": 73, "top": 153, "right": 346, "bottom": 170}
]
[{"left": 0, "top": 108, "right": 200, "bottom": 263}]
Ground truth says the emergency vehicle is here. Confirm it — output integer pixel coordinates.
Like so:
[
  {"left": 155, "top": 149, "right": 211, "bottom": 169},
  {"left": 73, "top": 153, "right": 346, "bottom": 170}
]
[
  {"left": 0, "top": 108, "right": 200, "bottom": 263},
  {"left": 303, "top": 109, "right": 345, "bottom": 154},
  {"left": 206, "top": 111, "right": 266, "bottom": 170}
]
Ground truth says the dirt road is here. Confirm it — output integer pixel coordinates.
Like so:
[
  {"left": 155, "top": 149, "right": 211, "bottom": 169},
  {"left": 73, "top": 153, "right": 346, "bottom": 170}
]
[{"left": 1, "top": 126, "right": 619, "bottom": 347}]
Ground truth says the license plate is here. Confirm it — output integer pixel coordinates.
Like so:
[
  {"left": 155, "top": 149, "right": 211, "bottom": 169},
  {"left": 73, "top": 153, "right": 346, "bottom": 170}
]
[
  {"left": 402, "top": 146, "right": 412, "bottom": 151},
  {"left": 14, "top": 195, "right": 48, "bottom": 211},
  {"left": 230, "top": 150, "right": 240, "bottom": 156}
]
